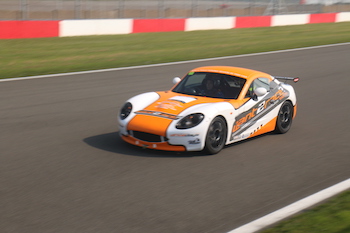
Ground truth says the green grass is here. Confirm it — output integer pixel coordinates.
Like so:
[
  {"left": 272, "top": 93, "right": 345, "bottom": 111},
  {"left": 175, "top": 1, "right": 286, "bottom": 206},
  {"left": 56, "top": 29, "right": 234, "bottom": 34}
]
[
  {"left": 1, "top": 22, "right": 350, "bottom": 79},
  {"left": 261, "top": 190, "right": 350, "bottom": 233}
]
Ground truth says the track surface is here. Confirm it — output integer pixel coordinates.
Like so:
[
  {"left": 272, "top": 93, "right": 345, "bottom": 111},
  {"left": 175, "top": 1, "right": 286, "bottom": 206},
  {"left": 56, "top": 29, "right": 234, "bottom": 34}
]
[{"left": 1, "top": 44, "right": 350, "bottom": 233}]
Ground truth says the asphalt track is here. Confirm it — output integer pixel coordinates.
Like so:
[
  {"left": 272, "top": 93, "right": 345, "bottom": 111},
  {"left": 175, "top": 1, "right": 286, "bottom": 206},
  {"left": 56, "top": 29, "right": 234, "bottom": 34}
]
[{"left": 1, "top": 43, "right": 350, "bottom": 233}]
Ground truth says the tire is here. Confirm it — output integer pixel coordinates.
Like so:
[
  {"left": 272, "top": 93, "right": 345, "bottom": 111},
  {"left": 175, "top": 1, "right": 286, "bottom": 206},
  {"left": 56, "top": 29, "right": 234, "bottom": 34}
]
[
  {"left": 203, "top": 117, "right": 227, "bottom": 154},
  {"left": 275, "top": 101, "right": 293, "bottom": 134}
]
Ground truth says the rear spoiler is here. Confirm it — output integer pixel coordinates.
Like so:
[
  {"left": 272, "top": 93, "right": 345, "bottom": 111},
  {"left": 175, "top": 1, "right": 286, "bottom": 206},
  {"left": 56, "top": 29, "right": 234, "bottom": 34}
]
[{"left": 273, "top": 76, "right": 299, "bottom": 83}]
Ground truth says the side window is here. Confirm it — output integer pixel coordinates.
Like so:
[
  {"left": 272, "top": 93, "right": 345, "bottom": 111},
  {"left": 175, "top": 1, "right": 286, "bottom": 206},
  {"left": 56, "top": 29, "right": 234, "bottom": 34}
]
[{"left": 245, "top": 77, "right": 270, "bottom": 98}]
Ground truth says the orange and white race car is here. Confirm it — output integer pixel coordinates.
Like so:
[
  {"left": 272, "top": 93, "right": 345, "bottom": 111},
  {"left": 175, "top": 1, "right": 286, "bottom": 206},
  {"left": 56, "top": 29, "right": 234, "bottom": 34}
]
[{"left": 118, "top": 66, "right": 298, "bottom": 154}]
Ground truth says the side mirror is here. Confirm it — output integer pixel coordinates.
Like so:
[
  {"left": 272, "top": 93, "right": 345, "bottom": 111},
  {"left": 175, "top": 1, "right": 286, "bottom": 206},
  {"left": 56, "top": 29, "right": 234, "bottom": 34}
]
[
  {"left": 173, "top": 77, "right": 181, "bottom": 84},
  {"left": 254, "top": 87, "right": 267, "bottom": 97}
]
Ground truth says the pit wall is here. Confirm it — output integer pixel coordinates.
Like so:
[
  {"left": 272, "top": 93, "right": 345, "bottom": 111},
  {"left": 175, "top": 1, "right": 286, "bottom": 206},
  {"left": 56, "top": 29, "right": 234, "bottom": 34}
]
[{"left": 1, "top": 12, "right": 350, "bottom": 39}]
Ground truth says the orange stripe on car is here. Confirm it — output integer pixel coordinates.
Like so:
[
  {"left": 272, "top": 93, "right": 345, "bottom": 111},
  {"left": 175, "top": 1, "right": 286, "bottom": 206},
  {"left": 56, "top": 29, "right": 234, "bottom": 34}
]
[
  {"left": 248, "top": 117, "right": 277, "bottom": 138},
  {"left": 293, "top": 104, "right": 297, "bottom": 119}
]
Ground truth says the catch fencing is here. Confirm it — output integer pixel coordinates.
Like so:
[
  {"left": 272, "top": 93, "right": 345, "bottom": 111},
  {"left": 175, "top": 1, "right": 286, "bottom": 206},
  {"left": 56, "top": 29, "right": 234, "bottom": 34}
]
[{"left": 1, "top": 0, "right": 350, "bottom": 20}]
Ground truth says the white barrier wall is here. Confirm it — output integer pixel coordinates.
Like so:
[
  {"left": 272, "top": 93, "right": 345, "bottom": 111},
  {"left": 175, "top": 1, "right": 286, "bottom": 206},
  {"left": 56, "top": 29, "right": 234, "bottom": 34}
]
[
  {"left": 272, "top": 14, "right": 310, "bottom": 26},
  {"left": 185, "top": 17, "right": 235, "bottom": 31},
  {"left": 59, "top": 19, "right": 133, "bottom": 37},
  {"left": 7, "top": 12, "right": 346, "bottom": 39},
  {"left": 336, "top": 12, "right": 350, "bottom": 22}
]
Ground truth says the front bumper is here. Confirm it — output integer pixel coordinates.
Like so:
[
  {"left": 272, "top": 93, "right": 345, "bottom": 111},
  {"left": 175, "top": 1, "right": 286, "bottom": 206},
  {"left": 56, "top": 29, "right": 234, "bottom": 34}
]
[{"left": 121, "top": 134, "right": 186, "bottom": 152}]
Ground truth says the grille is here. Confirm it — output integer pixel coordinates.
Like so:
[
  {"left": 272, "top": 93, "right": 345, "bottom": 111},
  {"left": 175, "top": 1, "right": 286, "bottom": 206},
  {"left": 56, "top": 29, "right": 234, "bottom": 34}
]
[{"left": 130, "top": 131, "right": 168, "bottom": 143}]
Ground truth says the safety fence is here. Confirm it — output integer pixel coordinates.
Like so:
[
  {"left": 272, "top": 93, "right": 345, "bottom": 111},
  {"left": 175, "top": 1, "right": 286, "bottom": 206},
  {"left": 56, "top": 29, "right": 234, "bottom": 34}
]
[{"left": 1, "top": 0, "right": 350, "bottom": 20}]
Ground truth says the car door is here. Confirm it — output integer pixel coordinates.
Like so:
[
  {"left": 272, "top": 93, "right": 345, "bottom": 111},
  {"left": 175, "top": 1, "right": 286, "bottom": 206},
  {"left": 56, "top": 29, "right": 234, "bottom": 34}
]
[{"left": 230, "top": 77, "right": 272, "bottom": 141}]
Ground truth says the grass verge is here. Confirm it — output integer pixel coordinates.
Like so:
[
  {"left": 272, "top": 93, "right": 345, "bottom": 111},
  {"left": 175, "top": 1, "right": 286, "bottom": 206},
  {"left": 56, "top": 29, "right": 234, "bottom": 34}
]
[
  {"left": 261, "top": 190, "right": 350, "bottom": 233},
  {"left": 1, "top": 22, "right": 350, "bottom": 79}
]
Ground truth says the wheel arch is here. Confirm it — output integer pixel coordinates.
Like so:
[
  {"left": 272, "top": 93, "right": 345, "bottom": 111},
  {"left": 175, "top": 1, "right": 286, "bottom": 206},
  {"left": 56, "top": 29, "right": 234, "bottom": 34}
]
[{"left": 285, "top": 99, "right": 295, "bottom": 118}]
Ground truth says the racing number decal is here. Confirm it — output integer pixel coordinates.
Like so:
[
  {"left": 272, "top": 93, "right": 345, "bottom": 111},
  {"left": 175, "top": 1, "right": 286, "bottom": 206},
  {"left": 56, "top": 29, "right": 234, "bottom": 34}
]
[
  {"left": 256, "top": 101, "right": 266, "bottom": 115},
  {"left": 230, "top": 86, "right": 289, "bottom": 140}
]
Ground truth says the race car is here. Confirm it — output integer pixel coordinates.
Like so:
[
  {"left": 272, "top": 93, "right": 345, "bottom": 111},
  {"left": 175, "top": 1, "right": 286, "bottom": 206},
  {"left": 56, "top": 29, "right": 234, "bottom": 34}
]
[{"left": 118, "top": 66, "right": 298, "bottom": 154}]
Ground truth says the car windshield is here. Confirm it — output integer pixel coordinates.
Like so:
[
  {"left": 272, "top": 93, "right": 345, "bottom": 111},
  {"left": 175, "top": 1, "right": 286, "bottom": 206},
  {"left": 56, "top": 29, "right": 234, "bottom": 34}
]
[{"left": 172, "top": 72, "right": 246, "bottom": 99}]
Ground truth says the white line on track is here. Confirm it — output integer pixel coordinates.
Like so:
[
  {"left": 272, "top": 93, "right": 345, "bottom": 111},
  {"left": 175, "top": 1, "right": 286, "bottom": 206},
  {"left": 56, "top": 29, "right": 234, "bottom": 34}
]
[
  {"left": 227, "top": 178, "right": 350, "bottom": 233},
  {"left": 1, "top": 42, "right": 350, "bottom": 82}
]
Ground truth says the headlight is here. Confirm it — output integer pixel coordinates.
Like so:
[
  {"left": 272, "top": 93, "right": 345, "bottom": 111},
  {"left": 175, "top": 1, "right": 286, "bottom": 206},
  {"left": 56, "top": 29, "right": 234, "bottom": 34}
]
[
  {"left": 176, "top": 113, "right": 204, "bottom": 129},
  {"left": 120, "top": 102, "right": 132, "bottom": 120}
]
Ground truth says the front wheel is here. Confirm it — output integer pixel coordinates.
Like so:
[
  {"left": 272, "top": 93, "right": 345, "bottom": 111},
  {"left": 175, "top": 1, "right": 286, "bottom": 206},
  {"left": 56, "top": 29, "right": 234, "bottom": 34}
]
[
  {"left": 275, "top": 101, "right": 293, "bottom": 134},
  {"left": 203, "top": 117, "right": 227, "bottom": 154}
]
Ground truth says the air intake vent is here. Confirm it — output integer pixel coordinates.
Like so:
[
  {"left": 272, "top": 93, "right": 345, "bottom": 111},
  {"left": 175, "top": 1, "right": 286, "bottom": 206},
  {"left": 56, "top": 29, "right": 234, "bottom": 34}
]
[{"left": 130, "top": 131, "right": 168, "bottom": 143}]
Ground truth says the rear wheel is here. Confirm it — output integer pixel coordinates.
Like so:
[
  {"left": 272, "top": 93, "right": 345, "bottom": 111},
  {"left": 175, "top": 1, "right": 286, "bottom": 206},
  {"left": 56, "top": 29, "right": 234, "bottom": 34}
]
[
  {"left": 275, "top": 101, "right": 293, "bottom": 134},
  {"left": 204, "top": 117, "right": 227, "bottom": 154}
]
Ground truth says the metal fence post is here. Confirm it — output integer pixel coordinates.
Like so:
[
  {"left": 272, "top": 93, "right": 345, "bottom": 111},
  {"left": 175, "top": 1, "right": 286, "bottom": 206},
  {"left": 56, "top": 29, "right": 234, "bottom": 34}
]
[
  {"left": 53, "top": 0, "right": 60, "bottom": 19},
  {"left": 75, "top": 0, "right": 81, "bottom": 19},
  {"left": 20, "top": 0, "right": 28, "bottom": 20},
  {"left": 118, "top": 0, "right": 125, "bottom": 18},
  {"left": 191, "top": 0, "right": 198, "bottom": 17},
  {"left": 250, "top": 0, "right": 256, "bottom": 16},
  {"left": 159, "top": 0, "right": 165, "bottom": 18}
]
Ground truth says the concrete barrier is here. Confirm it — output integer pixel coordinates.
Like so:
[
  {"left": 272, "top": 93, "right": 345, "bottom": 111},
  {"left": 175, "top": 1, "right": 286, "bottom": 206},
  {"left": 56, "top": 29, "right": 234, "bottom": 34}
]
[
  {"left": 235, "top": 16, "right": 272, "bottom": 28},
  {"left": 0, "top": 21, "right": 59, "bottom": 39},
  {"left": 185, "top": 17, "right": 235, "bottom": 31},
  {"left": 272, "top": 14, "right": 310, "bottom": 26},
  {"left": 309, "top": 13, "right": 337, "bottom": 23},
  {"left": 1, "top": 12, "right": 349, "bottom": 39},
  {"left": 132, "top": 19, "right": 185, "bottom": 33},
  {"left": 336, "top": 12, "right": 350, "bottom": 22},
  {"left": 59, "top": 19, "right": 133, "bottom": 37}
]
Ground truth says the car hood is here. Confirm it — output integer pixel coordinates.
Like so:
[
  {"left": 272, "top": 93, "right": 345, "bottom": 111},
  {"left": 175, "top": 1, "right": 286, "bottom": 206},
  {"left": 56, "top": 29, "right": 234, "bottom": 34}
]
[
  {"left": 127, "top": 91, "right": 224, "bottom": 136},
  {"left": 145, "top": 91, "right": 224, "bottom": 115}
]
